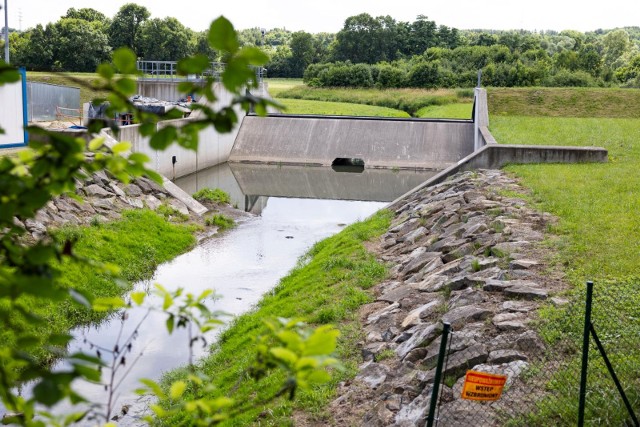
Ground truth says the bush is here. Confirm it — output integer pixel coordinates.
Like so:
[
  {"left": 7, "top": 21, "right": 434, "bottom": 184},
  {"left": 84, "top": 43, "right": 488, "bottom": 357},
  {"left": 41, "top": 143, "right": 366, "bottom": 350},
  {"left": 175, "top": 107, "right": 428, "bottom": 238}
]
[
  {"left": 545, "top": 69, "right": 595, "bottom": 87},
  {"left": 322, "top": 63, "right": 374, "bottom": 87},
  {"left": 408, "top": 61, "right": 441, "bottom": 88},
  {"left": 374, "top": 64, "right": 407, "bottom": 88}
]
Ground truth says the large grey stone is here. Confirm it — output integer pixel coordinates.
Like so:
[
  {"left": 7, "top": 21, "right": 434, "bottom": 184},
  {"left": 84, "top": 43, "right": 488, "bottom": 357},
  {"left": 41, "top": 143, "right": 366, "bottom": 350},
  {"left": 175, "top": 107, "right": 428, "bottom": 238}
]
[
  {"left": 378, "top": 286, "right": 415, "bottom": 304},
  {"left": 168, "top": 199, "right": 190, "bottom": 216},
  {"left": 396, "top": 322, "right": 443, "bottom": 359},
  {"left": 109, "top": 183, "right": 127, "bottom": 198},
  {"left": 124, "top": 184, "right": 143, "bottom": 197},
  {"left": 355, "top": 362, "right": 390, "bottom": 389},
  {"left": 84, "top": 184, "right": 113, "bottom": 198},
  {"left": 510, "top": 259, "right": 539, "bottom": 270},
  {"left": 402, "top": 251, "right": 441, "bottom": 276},
  {"left": 145, "top": 195, "right": 162, "bottom": 210},
  {"left": 483, "top": 279, "right": 514, "bottom": 292},
  {"left": 400, "top": 227, "right": 427, "bottom": 244},
  {"left": 394, "top": 385, "right": 433, "bottom": 427},
  {"left": 92, "top": 198, "right": 116, "bottom": 211},
  {"left": 400, "top": 298, "right": 444, "bottom": 329},
  {"left": 488, "top": 349, "right": 528, "bottom": 364},
  {"left": 442, "top": 305, "right": 492, "bottom": 329},
  {"left": 504, "top": 285, "right": 548, "bottom": 300}
]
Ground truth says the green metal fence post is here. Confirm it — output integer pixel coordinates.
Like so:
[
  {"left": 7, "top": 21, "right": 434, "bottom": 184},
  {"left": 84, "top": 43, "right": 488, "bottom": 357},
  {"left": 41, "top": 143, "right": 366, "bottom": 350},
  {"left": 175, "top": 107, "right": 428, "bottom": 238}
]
[
  {"left": 590, "top": 323, "right": 640, "bottom": 426},
  {"left": 578, "top": 280, "right": 594, "bottom": 427},
  {"left": 426, "top": 322, "right": 451, "bottom": 427}
]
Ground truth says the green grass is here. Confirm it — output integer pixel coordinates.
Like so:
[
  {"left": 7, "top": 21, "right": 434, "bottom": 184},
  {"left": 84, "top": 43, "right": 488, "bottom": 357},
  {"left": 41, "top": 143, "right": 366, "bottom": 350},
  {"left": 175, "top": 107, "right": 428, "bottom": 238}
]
[
  {"left": 205, "top": 213, "right": 235, "bottom": 230},
  {"left": 274, "top": 98, "right": 410, "bottom": 117},
  {"left": 265, "top": 78, "right": 304, "bottom": 97},
  {"left": 488, "top": 87, "right": 640, "bottom": 118},
  {"left": 416, "top": 103, "right": 473, "bottom": 119},
  {"left": 1, "top": 209, "right": 196, "bottom": 362},
  {"left": 276, "top": 86, "right": 471, "bottom": 116},
  {"left": 162, "top": 210, "right": 392, "bottom": 426},
  {"left": 193, "top": 187, "right": 231, "bottom": 204},
  {"left": 491, "top": 116, "right": 640, "bottom": 280}
]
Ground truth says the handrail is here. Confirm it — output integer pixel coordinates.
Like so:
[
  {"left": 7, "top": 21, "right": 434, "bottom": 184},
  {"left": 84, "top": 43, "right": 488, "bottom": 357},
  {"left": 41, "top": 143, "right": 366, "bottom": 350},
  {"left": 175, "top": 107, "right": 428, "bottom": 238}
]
[{"left": 136, "top": 60, "right": 265, "bottom": 82}]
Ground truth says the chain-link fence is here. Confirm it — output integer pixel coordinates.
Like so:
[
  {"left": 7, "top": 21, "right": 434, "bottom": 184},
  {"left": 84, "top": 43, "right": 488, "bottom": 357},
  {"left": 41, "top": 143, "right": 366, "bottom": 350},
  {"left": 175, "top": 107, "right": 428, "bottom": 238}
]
[{"left": 426, "top": 281, "right": 640, "bottom": 426}]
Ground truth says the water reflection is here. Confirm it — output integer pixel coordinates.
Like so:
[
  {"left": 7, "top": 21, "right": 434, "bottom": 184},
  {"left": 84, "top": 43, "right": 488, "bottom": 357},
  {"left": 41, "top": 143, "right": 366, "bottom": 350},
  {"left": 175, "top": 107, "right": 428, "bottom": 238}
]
[{"left": 175, "top": 163, "right": 439, "bottom": 211}]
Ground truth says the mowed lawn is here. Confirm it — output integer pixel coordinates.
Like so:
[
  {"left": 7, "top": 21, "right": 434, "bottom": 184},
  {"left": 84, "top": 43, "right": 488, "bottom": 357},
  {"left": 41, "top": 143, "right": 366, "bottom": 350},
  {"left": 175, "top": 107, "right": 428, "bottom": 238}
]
[
  {"left": 273, "top": 98, "right": 410, "bottom": 117},
  {"left": 491, "top": 116, "right": 640, "bottom": 281}
]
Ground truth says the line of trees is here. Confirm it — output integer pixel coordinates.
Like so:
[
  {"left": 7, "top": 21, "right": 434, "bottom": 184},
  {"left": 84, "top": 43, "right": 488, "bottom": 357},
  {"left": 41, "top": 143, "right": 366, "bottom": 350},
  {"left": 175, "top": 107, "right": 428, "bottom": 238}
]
[
  {"left": 3, "top": 4, "right": 218, "bottom": 72},
  {"left": 3, "top": 7, "right": 640, "bottom": 88}
]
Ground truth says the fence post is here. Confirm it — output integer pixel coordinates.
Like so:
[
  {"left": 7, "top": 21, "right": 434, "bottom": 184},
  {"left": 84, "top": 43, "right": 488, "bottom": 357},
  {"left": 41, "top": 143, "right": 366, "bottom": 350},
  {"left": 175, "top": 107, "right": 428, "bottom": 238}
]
[
  {"left": 578, "top": 280, "right": 594, "bottom": 427},
  {"left": 426, "top": 322, "right": 451, "bottom": 427}
]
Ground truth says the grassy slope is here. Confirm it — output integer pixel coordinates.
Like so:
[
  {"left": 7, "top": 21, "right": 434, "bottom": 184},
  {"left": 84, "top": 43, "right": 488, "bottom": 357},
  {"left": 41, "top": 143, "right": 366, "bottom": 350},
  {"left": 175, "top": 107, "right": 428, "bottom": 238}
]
[
  {"left": 274, "top": 98, "right": 410, "bottom": 117},
  {"left": 3, "top": 210, "right": 196, "bottom": 361},
  {"left": 491, "top": 116, "right": 640, "bottom": 280},
  {"left": 488, "top": 87, "right": 640, "bottom": 118},
  {"left": 165, "top": 210, "right": 392, "bottom": 426},
  {"left": 275, "top": 85, "right": 472, "bottom": 116},
  {"left": 416, "top": 103, "right": 473, "bottom": 119},
  {"left": 27, "top": 71, "right": 109, "bottom": 106}
]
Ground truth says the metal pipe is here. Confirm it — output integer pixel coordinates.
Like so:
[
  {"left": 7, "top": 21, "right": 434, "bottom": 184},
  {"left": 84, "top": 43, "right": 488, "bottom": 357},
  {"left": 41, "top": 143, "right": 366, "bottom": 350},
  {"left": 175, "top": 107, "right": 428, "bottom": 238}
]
[
  {"left": 590, "top": 323, "right": 639, "bottom": 426},
  {"left": 3, "top": 0, "right": 9, "bottom": 63},
  {"left": 578, "top": 280, "right": 594, "bottom": 426},
  {"left": 426, "top": 322, "right": 451, "bottom": 427}
]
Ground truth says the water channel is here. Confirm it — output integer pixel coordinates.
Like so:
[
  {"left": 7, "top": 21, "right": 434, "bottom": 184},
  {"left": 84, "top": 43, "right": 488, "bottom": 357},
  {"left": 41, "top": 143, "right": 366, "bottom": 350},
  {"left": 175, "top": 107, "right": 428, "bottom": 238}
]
[{"left": 27, "top": 163, "right": 440, "bottom": 424}]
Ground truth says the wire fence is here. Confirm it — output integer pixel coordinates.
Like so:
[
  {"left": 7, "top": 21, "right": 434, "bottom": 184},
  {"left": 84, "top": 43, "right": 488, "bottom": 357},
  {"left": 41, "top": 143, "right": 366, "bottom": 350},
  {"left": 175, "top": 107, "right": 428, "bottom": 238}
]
[{"left": 427, "top": 281, "right": 640, "bottom": 426}]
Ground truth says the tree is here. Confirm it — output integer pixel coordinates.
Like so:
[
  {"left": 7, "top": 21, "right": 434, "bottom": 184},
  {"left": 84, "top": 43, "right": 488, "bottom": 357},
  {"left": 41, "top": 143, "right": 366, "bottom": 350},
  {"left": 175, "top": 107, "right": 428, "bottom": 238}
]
[
  {"left": 603, "top": 29, "right": 631, "bottom": 68},
  {"left": 108, "top": 3, "right": 151, "bottom": 56},
  {"left": 407, "top": 15, "right": 438, "bottom": 55},
  {"left": 333, "top": 13, "right": 394, "bottom": 64},
  {"left": 9, "top": 25, "right": 53, "bottom": 70},
  {"left": 138, "top": 17, "right": 195, "bottom": 61},
  {"left": 52, "top": 18, "right": 111, "bottom": 72},
  {"left": 64, "top": 7, "right": 111, "bottom": 30},
  {"left": 288, "top": 31, "right": 314, "bottom": 77}
]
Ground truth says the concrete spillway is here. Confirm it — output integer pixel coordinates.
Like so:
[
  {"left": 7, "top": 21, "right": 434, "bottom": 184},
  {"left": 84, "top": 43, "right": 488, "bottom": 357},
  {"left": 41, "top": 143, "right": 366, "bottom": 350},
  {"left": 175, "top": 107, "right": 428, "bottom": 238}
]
[{"left": 230, "top": 115, "right": 475, "bottom": 170}]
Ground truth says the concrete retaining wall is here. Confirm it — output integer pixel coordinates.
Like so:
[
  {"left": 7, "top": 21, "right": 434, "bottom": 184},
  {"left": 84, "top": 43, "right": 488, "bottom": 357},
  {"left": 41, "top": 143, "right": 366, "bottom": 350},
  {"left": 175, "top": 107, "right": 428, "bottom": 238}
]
[
  {"left": 137, "top": 80, "right": 197, "bottom": 102},
  {"left": 230, "top": 115, "right": 475, "bottom": 170},
  {"left": 108, "top": 82, "right": 246, "bottom": 179},
  {"left": 388, "top": 139, "right": 608, "bottom": 209}
]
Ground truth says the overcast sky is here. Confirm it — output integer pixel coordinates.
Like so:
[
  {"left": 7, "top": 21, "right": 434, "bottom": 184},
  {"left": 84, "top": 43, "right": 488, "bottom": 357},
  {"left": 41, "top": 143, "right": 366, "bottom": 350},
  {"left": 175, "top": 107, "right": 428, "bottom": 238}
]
[{"left": 8, "top": 0, "right": 640, "bottom": 34}]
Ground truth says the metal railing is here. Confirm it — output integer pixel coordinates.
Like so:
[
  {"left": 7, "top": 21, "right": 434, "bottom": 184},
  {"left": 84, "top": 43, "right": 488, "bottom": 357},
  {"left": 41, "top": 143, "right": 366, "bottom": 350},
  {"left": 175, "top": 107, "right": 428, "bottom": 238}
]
[{"left": 136, "top": 60, "right": 265, "bottom": 83}]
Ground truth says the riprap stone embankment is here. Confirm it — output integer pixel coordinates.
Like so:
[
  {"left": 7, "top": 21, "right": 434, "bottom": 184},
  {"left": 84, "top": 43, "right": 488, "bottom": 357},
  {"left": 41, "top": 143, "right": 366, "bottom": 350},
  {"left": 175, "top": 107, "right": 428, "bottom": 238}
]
[{"left": 328, "top": 169, "right": 567, "bottom": 426}]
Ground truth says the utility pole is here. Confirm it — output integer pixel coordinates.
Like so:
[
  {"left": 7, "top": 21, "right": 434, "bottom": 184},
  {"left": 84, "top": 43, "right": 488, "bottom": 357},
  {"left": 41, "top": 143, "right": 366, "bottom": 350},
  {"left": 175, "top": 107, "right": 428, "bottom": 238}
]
[{"left": 3, "top": 0, "right": 8, "bottom": 63}]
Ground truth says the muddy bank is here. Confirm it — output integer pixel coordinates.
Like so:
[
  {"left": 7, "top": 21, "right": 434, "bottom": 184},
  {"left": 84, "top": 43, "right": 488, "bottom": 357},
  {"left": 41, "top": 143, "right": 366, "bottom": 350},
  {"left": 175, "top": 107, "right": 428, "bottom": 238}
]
[{"left": 320, "top": 169, "right": 568, "bottom": 426}]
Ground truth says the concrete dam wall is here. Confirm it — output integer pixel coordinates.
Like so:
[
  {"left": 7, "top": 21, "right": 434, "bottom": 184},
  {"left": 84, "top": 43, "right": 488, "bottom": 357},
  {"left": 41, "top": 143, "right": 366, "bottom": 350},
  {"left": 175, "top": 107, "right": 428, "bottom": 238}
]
[{"left": 230, "top": 115, "right": 475, "bottom": 170}]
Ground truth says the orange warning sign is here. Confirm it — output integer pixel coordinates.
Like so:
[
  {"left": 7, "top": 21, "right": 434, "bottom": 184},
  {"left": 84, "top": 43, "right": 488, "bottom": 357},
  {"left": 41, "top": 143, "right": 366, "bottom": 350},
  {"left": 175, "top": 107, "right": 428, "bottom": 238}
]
[{"left": 461, "top": 370, "right": 508, "bottom": 401}]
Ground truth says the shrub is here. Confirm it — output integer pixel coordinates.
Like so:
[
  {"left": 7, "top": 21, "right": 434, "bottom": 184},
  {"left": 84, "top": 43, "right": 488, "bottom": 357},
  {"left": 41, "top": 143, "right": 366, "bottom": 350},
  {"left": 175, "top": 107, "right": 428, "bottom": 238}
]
[
  {"left": 408, "top": 61, "right": 441, "bottom": 88},
  {"left": 374, "top": 64, "right": 407, "bottom": 88},
  {"left": 192, "top": 187, "right": 231, "bottom": 204},
  {"left": 205, "top": 213, "right": 235, "bottom": 229},
  {"left": 546, "top": 69, "right": 595, "bottom": 87}
]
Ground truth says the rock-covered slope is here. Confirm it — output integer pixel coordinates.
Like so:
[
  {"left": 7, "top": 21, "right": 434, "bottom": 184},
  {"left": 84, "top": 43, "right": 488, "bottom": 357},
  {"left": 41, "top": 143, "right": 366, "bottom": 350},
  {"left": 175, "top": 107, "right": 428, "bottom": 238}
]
[
  {"left": 18, "top": 171, "right": 198, "bottom": 239},
  {"left": 328, "top": 169, "right": 567, "bottom": 426}
]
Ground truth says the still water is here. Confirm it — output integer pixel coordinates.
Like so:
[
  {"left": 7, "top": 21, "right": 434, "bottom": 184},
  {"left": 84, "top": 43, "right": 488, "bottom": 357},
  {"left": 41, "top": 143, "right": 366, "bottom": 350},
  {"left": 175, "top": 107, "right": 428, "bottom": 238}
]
[{"left": 32, "top": 164, "right": 438, "bottom": 424}]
